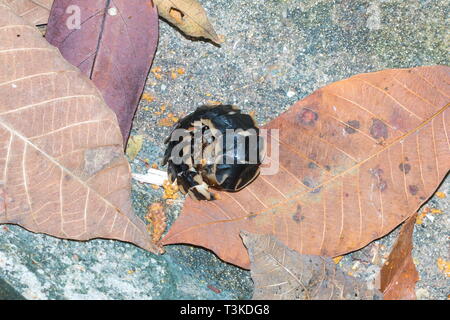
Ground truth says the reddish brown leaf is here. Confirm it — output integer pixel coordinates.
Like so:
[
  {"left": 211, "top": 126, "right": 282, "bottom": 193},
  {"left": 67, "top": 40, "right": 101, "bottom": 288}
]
[
  {"left": 45, "top": 0, "right": 159, "bottom": 144},
  {"left": 0, "top": 2, "right": 159, "bottom": 253},
  {"left": 163, "top": 66, "right": 450, "bottom": 269},
  {"left": 242, "top": 232, "right": 382, "bottom": 300},
  {"left": 380, "top": 213, "right": 419, "bottom": 299},
  {"left": 3, "top": 0, "right": 52, "bottom": 25}
]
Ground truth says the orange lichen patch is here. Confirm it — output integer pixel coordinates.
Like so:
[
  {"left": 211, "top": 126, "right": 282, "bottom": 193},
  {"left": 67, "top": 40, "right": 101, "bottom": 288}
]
[
  {"left": 212, "top": 192, "right": 221, "bottom": 200},
  {"left": 169, "top": 114, "right": 179, "bottom": 123},
  {"left": 431, "top": 208, "right": 443, "bottom": 214},
  {"left": 145, "top": 202, "right": 167, "bottom": 244},
  {"left": 177, "top": 68, "right": 186, "bottom": 75},
  {"left": 435, "top": 192, "right": 446, "bottom": 199},
  {"left": 151, "top": 66, "right": 163, "bottom": 80},
  {"left": 415, "top": 213, "right": 426, "bottom": 225},
  {"left": 151, "top": 66, "right": 162, "bottom": 73},
  {"left": 437, "top": 258, "right": 450, "bottom": 277},
  {"left": 163, "top": 180, "right": 179, "bottom": 200},
  {"left": 158, "top": 117, "right": 174, "bottom": 127},
  {"left": 151, "top": 163, "right": 158, "bottom": 169},
  {"left": 206, "top": 100, "right": 222, "bottom": 105},
  {"left": 154, "top": 105, "right": 167, "bottom": 115},
  {"left": 332, "top": 256, "right": 344, "bottom": 264},
  {"left": 151, "top": 184, "right": 160, "bottom": 190},
  {"left": 415, "top": 207, "right": 430, "bottom": 225},
  {"left": 171, "top": 71, "right": 178, "bottom": 79},
  {"left": 142, "top": 93, "right": 155, "bottom": 103}
]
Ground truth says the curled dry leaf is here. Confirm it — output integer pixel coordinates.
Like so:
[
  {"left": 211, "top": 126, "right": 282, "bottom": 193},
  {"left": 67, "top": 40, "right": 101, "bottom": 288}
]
[
  {"left": 0, "top": 2, "right": 160, "bottom": 253},
  {"left": 163, "top": 66, "right": 450, "bottom": 269},
  {"left": 242, "top": 232, "right": 382, "bottom": 300},
  {"left": 380, "top": 213, "right": 419, "bottom": 300},
  {"left": 46, "top": 0, "right": 159, "bottom": 144},
  {"left": 3, "top": 0, "right": 52, "bottom": 25},
  {"left": 154, "top": 0, "right": 220, "bottom": 44}
]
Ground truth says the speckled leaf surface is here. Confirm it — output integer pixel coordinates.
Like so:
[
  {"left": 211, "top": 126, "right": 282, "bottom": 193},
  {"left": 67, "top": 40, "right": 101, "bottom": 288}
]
[
  {"left": 46, "top": 0, "right": 159, "bottom": 144},
  {"left": 3, "top": 0, "right": 52, "bottom": 25},
  {"left": 163, "top": 66, "right": 450, "bottom": 269},
  {"left": 242, "top": 232, "right": 382, "bottom": 300},
  {"left": 0, "top": 2, "right": 158, "bottom": 253},
  {"left": 380, "top": 213, "right": 419, "bottom": 299}
]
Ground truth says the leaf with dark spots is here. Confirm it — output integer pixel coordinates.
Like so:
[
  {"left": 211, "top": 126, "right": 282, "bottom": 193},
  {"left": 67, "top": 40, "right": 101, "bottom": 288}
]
[
  {"left": 292, "top": 204, "right": 302, "bottom": 223},
  {"left": 242, "top": 232, "right": 382, "bottom": 300},
  {"left": 308, "top": 162, "right": 318, "bottom": 169},
  {"left": 380, "top": 213, "right": 419, "bottom": 299},
  {"left": 45, "top": 0, "right": 159, "bottom": 145},
  {"left": 370, "top": 118, "right": 388, "bottom": 140},
  {"left": 344, "top": 120, "right": 360, "bottom": 134},
  {"left": 408, "top": 185, "right": 419, "bottom": 196},
  {"left": 399, "top": 162, "right": 411, "bottom": 174},
  {"left": 297, "top": 107, "right": 318, "bottom": 126},
  {"left": 0, "top": 3, "right": 159, "bottom": 253},
  {"left": 163, "top": 66, "right": 450, "bottom": 269}
]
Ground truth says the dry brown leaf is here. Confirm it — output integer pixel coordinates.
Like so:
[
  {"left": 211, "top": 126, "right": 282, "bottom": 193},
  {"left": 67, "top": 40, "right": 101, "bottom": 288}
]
[
  {"left": 3, "top": 0, "right": 52, "bottom": 25},
  {"left": 242, "top": 232, "right": 382, "bottom": 300},
  {"left": 0, "top": 2, "right": 159, "bottom": 253},
  {"left": 380, "top": 213, "right": 419, "bottom": 299},
  {"left": 163, "top": 66, "right": 450, "bottom": 269},
  {"left": 154, "top": 0, "right": 220, "bottom": 43}
]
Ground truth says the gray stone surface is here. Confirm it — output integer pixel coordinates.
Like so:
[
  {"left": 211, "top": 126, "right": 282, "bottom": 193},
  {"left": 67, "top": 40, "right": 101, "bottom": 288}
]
[{"left": 0, "top": 0, "right": 448, "bottom": 299}]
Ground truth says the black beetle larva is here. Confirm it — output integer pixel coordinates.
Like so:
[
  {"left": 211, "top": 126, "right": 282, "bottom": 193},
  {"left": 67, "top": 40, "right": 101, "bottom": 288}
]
[{"left": 162, "top": 105, "right": 265, "bottom": 200}]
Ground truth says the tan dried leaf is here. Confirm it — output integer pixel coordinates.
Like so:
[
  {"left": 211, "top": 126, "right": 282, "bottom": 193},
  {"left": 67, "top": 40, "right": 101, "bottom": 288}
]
[
  {"left": 0, "top": 2, "right": 159, "bottom": 253},
  {"left": 154, "top": 0, "right": 220, "bottom": 43}
]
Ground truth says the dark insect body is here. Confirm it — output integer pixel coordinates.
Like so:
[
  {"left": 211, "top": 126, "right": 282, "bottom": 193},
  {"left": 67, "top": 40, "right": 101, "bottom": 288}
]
[{"left": 163, "top": 105, "right": 265, "bottom": 200}]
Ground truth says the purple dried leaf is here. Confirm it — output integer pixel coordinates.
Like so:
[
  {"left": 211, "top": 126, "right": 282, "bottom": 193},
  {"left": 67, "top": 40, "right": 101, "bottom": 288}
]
[{"left": 46, "top": 0, "right": 159, "bottom": 145}]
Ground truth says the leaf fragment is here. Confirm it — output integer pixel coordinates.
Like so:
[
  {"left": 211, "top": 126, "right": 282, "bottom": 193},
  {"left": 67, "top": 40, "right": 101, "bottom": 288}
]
[
  {"left": 126, "top": 135, "right": 144, "bottom": 161},
  {"left": 154, "top": 0, "right": 220, "bottom": 44},
  {"left": 380, "top": 213, "right": 419, "bottom": 299},
  {"left": 242, "top": 232, "right": 382, "bottom": 300}
]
